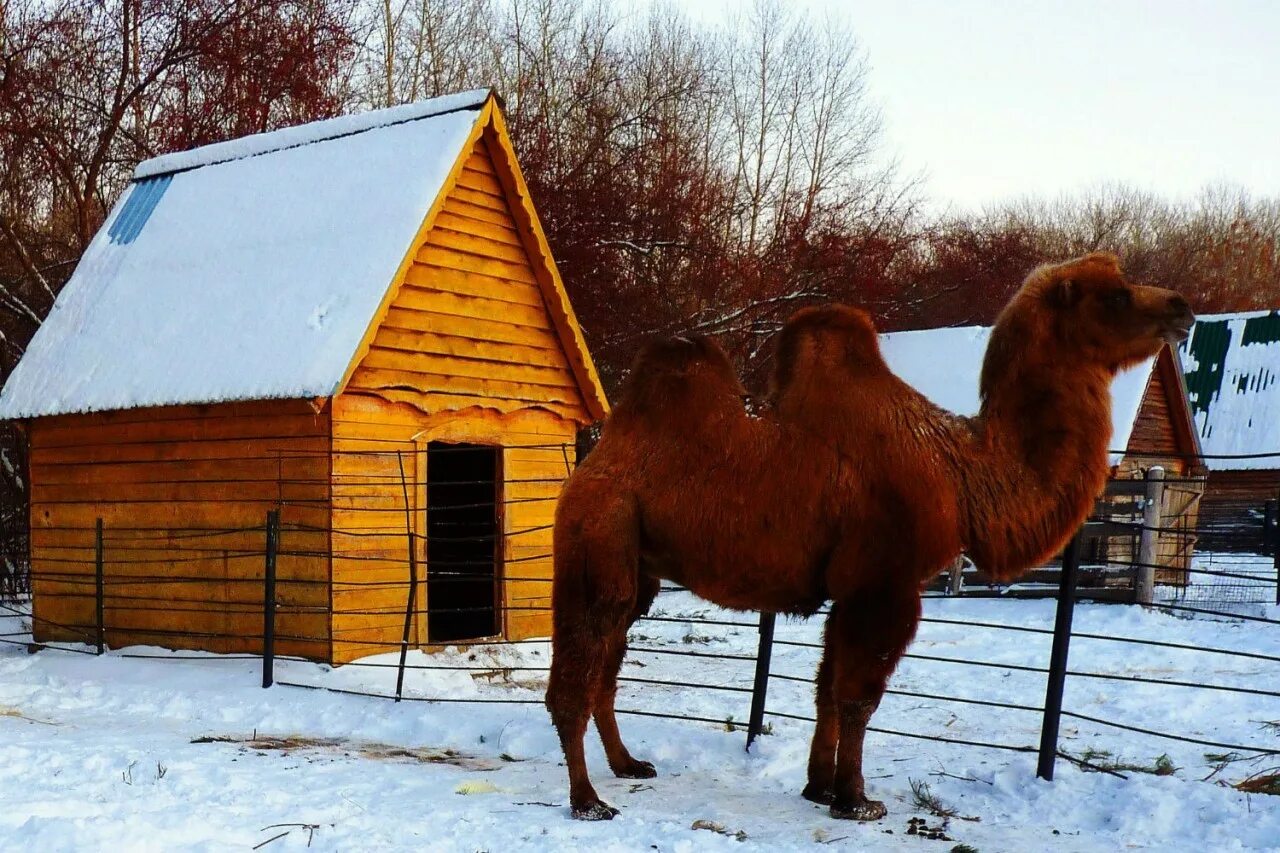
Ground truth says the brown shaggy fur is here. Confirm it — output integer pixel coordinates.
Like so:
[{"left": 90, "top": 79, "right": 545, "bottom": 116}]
[{"left": 545, "top": 253, "right": 1194, "bottom": 821}]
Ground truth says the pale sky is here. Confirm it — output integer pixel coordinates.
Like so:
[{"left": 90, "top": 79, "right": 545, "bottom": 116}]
[{"left": 672, "top": 0, "right": 1280, "bottom": 211}]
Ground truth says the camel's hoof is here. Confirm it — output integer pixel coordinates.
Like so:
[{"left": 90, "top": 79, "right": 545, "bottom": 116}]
[
  {"left": 830, "top": 799, "right": 887, "bottom": 821},
  {"left": 801, "top": 783, "right": 835, "bottom": 805},
  {"left": 571, "top": 800, "right": 620, "bottom": 821},
  {"left": 612, "top": 759, "right": 657, "bottom": 779}
]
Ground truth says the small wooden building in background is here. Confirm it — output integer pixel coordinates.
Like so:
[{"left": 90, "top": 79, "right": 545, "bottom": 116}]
[
  {"left": 0, "top": 90, "right": 607, "bottom": 663},
  {"left": 1178, "top": 310, "right": 1280, "bottom": 551}
]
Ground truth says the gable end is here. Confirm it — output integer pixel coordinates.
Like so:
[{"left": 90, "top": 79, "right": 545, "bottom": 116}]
[{"left": 339, "top": 108, "right": 603, "bottom": 423}]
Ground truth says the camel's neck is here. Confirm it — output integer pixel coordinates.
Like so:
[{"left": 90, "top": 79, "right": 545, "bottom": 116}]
[{"left": 959, "top": 348, "right": 1116, "bottom": 580}]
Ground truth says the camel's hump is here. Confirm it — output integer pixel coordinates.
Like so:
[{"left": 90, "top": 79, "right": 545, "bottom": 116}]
[
  {"left": 616, "top": 334, "right": 745, "bottom": 412},
  {"left": 773, "top": 304, "right": 887, "bottom": 390}
]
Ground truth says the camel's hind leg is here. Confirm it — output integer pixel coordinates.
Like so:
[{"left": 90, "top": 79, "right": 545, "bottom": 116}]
[
  {"left": 594, "top": 573, "right": 659, "bottom": 778},
  {"left": 801, "top": 606, "right": 840, "bottom": 805},
  {"left": 545, "top": 493, "right": 640, "bottom": 820}
]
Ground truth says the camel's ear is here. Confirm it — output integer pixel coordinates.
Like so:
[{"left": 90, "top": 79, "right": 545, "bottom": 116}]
[
  {"left": 1049, "top": 278, "right": 1080, "bottom": 309},
  {"left": 1082, "top": 251, "right": 1121, "bottom": 272}
]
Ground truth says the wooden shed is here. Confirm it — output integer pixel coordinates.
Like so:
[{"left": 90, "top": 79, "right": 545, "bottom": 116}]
[
  {"left": 1178, "top": 310, "right": 1280, "bottom": 551},
  {"left": 0, "top": 89, "right": 607, "bottom": 664}
]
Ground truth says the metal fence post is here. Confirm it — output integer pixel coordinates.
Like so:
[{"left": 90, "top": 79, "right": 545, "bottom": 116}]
[
  {"left": 947, "top": 556, "right": 965, "bottom": 596},
  {"left": 1135, "top": 466, "right": 1165, "bottom": 605},
  {"left": 745, "top": 611, "right": 776, "bottom": 751},
  {"left": 1265, "top": 498, "right": 1278, "bottom": 549},
  {"left": 1037, "top": 528, "right": 1083, "bottom": 781},
  {"left": 262, "top": 509, "right": 279, "bottom": 688},
  {"left": 395, "top": 533, "right": 418, "bottom": 703},
  {"left": 94, "top": 517, "right": 104, "bottom": 655},
  {"left": 395, "top": 450, "right": 418, "bottom": 703},
  {"left": 1270, "top": 495, "right": 1280, "bottom": 606}
]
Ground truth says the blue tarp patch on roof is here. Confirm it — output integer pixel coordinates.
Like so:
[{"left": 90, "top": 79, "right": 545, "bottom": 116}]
[{"left": 107, "top": 175, "right": 173, "bottom": 245}]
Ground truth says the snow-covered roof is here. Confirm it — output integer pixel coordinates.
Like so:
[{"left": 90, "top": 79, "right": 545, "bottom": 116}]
[
  {"left": 0, "top": 91, "right": 492, "bottom": 419},
  {"left": 879, "top": 325, "right": 1156, "bottom": 466},
  {"left": 1178, "top": 310, "right": 1280, "bottom": 470}
]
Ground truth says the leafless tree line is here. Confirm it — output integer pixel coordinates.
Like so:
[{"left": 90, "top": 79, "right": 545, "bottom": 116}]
[{"left": 1, "top": 0, "right": 1278, "bottom": 586}]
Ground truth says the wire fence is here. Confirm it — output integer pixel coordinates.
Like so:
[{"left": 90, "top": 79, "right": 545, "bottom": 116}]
[
  {"left": 2, "top": 444, "right": 1279, "bottom": 793},
  {"left": 0, "top": 421, "right": 26, "bottom": 600},
  {"left": 928, "top": 471, "right": 1280, "bottom": 609}
]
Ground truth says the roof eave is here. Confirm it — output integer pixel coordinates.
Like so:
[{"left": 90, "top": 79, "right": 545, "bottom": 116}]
[{"left": 1160, "top": 344, "right": 1204, "bottom": 462}]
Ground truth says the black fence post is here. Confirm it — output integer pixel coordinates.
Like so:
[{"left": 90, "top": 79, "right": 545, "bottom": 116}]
[
  {"left": 262, "top": 509, "right": 279, "bottom": 689},
  {"left": 745, "top": 611, "right": 776, "bottom": 752},
  {"left": 1037, "top": 528, "right": 1083, "bottom": 781},
  {"left": 94, "top": 517, "right": 104, "bottom": 655},
  {"left": 1269, "top": 496, "right": 1280, "bottom": 606},
  {"left": 395, "top": 450, "right": 418, "bottom": 703},
  {"left": 395, "top": 537, "right": 418, "bottom": 703}
]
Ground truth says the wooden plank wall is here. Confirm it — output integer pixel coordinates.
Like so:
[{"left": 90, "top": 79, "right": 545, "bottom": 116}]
[
  {"left": 1204, "top": 468, "right": 1280, "bottom": 504},
  {"left": 1118, "top": 366, "right": 1188, "bottom": 478},
  {"left": 329, "top": 400, "right": 575, "bottom": 662},
  {"left": 346, "top": 135, "right": 587, "bottom": 422},
  {"left": 331, "top": 132, "right": 589, "bottom": 662},
  {"left": 329, "top": 396, "right": 424, "bottom": 664},
  {"left": 28, "top": 400, "right": 331, "bottom": 659},
  {"left": 1198, "top": 468, "right": 1280, "bottom": 552},
  {"left": 503, "top": 429, "right": 575, "bottom": 642}
]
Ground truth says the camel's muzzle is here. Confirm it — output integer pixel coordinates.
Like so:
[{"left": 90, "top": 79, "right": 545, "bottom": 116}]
[{"left": 1161, "top": 295, "right": 1195, "bottom": 344}]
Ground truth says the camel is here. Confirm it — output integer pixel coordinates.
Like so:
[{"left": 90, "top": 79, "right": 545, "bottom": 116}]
[{"left": 545, "top": 252, "right": 1194, "bottom": 821}]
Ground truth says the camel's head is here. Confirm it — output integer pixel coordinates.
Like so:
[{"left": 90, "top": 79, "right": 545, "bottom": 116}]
[
  {"left": 772, "top": 305, "right": 884, "bottom": 395},
  {"left": 1002, "top": 252, "right": 1195, "bottom": 372}
]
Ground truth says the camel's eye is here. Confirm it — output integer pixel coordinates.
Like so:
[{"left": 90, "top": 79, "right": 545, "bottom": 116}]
[{"left": 1103, "top": 289, "right": 1132, "bottom": 310}]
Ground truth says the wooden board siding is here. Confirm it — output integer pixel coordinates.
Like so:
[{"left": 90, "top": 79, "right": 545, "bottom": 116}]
[
  {"left": 328, "top": 396, "right": 423, "bottom": 664},
  {"left": 329, "top": 397, "right": 572, "bottom": 664},
  {"left": 345, "top": 135, "right": 589, "bottom": 424},
  {"left": 326, "top": 131, "right": 598, "bottom": 663},
  {"left": 1119, "top": 359, "right": 1188, "bottom": 478},
  {"left": 1106, "top": 348, "right": 1206, "bottom": 577},
  {"left": 1199, "top": 468, "right": 1280, "bottom": 552},
  {"left": 27, "top": 400, "right": 331, "bottom": 659},
  {"left": 1204, "top": 469, "right": 1280, "bottom": 504},
  {"left": 502, "top": 440, "right": 569, "bottom": 642}
]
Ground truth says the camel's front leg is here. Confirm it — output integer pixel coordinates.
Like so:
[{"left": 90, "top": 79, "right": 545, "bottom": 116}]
[{"left": 827, "top": 587, "right": 921, "bottom": 821}]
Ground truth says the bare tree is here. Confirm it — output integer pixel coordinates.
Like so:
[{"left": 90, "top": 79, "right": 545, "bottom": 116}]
[
  {"left": 0, "top": 0, "right": 362, "bottom": 596},
  {"left": 361, "top": 0, "right": 491, "bottom": 107}
]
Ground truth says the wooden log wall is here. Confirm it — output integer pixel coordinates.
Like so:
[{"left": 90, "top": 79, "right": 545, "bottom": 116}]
[{"left": 27, "top": 400, "right": 331, "bottom": 658}]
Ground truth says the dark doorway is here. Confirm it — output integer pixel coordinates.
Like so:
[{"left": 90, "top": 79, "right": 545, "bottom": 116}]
[{"left": 426, "top": 442, "right": 501, "bottom": 643}]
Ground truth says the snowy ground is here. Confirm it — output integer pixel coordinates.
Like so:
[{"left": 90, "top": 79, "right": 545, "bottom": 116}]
[{"left": 2, "top": 574, "right": 1279, "bottom": 851}]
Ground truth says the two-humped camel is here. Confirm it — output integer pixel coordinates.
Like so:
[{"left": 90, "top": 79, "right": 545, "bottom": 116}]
[{"left": 546, "top": 253, "right": 1194, "bottom": 820}]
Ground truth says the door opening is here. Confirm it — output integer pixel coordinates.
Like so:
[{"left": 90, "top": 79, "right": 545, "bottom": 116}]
[{"left": 426, "top": 442, "right": 500, "bottom": 643}]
